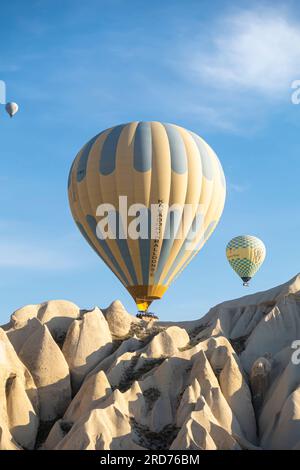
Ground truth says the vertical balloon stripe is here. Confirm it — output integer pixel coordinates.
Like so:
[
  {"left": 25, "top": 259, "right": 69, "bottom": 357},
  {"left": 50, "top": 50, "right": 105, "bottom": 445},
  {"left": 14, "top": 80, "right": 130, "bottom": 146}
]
[
  {"left": 155, "top": 127, "right": 201, "bottom": 285},
  {"left": 132, "top": 166, "right": 152, "bottom": 284},
  {"left": 146, "top": 122, "right": 172, "bottom": 286},
  {"left": 115, "top": 122, "right": 144, "bottom": 285},
  {"left": 68, "top": 148, "right": 84, "bottom": 202},
  {"left": 163, "top": 146, "right": 225, "bottom": 286},
  {"left": 83, "top": 129, "right": 111, "bottom": 217},
  {"left": 99, "top": 124, "right": 126, "bottom": 175},
  {"left": 83, "top": 129, "right": 110, "bottom": 196},
  {"left": 154, "top": 208, "right": 183, "bottom": 284},
  {"left": 68, "top": 158, "right": 76, "bottom": 189},
  {"left": 189, "top": 132, "right": 213, "bottom": 181},
  {"left": 134, "top": 122, "right": 152, "bottom": 172},
  {"left": 77, "top": 133, "right": 102, "bottom": 182},
  {"left": 154, "top": 124, "right": 188, "bottom": 285},
  {"left": 76, "top": 134, "right": 105, "bottom": 221},
  {"left": 91, "top": 126, "right": 137, "bottom": 285},
  {"left": 115, "top": 212, "right": 138, "bottom": 285},
  {"left": 71, "top": 137, "right": 132, "bottom": 287},
  {"left": 138, "top": 210, "right": 152, "bottom": 285},
  {"left": 163, "top": 123, "right": 187, "bottom": 174}
]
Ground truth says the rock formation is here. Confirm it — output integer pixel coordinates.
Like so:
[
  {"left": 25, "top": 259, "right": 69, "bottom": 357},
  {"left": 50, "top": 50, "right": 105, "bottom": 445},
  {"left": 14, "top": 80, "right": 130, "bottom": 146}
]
[{"left": 0, "top": 275, "right": 300, "bottom": 450}]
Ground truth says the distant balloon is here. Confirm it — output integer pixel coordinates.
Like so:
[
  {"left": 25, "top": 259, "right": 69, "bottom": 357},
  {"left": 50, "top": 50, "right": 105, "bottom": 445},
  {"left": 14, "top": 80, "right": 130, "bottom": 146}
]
[
  {"left": 226, "top": 235, "right": 266, "bottom": 286},
  {"left": 5, "top": 102, "right": 19, "bottom": 118},
  {"left": 68, "top": 121, "right": 226, "bottom": 313}
]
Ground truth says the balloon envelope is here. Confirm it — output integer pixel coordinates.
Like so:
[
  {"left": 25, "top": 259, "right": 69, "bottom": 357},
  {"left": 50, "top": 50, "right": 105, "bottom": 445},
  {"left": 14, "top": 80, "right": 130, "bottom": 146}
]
[
  {"left": 5, "top": 102, "right": 19, "bottom": 117},
  {"left": 68, "top": 121, "right": 226, "bottom": 311},
  {"left": 226, "top": 235, "right": 266, "bottom": 285}
]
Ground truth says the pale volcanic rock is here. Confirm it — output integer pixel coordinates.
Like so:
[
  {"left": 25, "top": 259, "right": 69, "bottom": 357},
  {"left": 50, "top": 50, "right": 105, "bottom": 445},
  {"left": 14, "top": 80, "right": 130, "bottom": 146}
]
[
  {"left": 10, "top": 304, "right": 40, "bottom": 327},
  {"left": 140, "top": 357, "right": 190, "bottom": 432},
  {"left": 187, "top": 351, "right": 243, "bottom": 437},
  {"left": 97, "top": 382, "right": 145, "bottom": 424},
  {"left": 171, "top": 420, "right": 217, "bottom": 450},
  {"left": 206, "top": 337, "right": 233, "bottom": 372},
  {"left": 86, "top": 336, "right": 143, "bottom": 379},
  {"left": 189, "top": 350, "right": 219, "bottom": 390},
  {"left": 191, "top": 397, "right": 241, "bottom": 450},
  {"left": 55, "top": 405, "right": 143, "bottom": 450},
  {"left": 105, "top": 327, "right": 189, "bottom": 390},
  {"left": 35, "top": 300, "right": 80, "bottom": 342},
  {"left": 204, "top": 387, "right": 243, "bottom": 436},
  {"left": 0, "top": 426, "right": 22, "bottom": 450},
  {"left": 250, "top": 356, "right": 272, "bottom": 413},
  {"left": 6, "top": 318, "right": 43, "bottom": 355},
  {"left": 143, "top": 326, "right": 189, "bottom": 358},
  {"left": 19, "top": 323, "right": 71, "bottom": 421},
  {"left": 176, "top": 379, "right": 201, "bottom": 427},
  {"left": 42, "top": 419, "right": 71, "bottom": 450},
  {"left": 1, "top": 274, "right": 300, "bottom": 450},
  {"left": 5, "top": 301, "right": 80, "bottom": 354},
  {"left": 264, "top": 387, "right": 300, "bottom": 449},
  {"left": 198, "top": 274, "right": 300, "bottom": 346},
  {"left": 230, "top": 304, "right": 264, "bottom": 339},
  {"left": 0, "top": 328, "right": 39, "bottom": 449},
  {"left": 64, "top": 371, "right": 111, "bottom": 422},
  {"left": 148, "top": 393, "right": 174, "bottom": 433},
  {"left": 0, "top": 328, "right": 38, "bottom": 414},
  {"left": 104, "top": 300, "right": 136, "bottom": 338},
  {"left": 62, "top": 308, "right": 113, "bottom": 391},
  {"left": 259, "top": 359, "right": 300, "bottom": 447},
  {"left": 219, "top": 355, "right": 257, "bottom": 443},
  {"left": 6, "top": 375, "right": 39, "bottom": 449},
  {"left": 123, "top": 381, "right": 145, "bottom": 422},
  {"left": 241, "top": 297, "right": 300, "bottom": 373},
  {"left": 106, "top": 351, "right": 137, "bottom": 389},
  {"left": 172, "top": 396, "right": 241, "bottom": 450}
]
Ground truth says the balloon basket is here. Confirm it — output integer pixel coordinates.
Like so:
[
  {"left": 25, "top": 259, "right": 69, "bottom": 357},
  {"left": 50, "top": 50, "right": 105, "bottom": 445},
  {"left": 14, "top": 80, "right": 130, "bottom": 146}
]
[
  {"left": 136, "top": 311, "right": 159, "bottom": 321},
  {"left": 243, "top": 282, "right": 249, "bottom": 287}
]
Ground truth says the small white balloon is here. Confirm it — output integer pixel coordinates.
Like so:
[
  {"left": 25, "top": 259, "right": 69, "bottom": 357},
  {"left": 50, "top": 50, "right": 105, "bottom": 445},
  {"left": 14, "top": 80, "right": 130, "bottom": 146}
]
[{"left": 5, "top": 102, "right": 19, "bottom": 118}]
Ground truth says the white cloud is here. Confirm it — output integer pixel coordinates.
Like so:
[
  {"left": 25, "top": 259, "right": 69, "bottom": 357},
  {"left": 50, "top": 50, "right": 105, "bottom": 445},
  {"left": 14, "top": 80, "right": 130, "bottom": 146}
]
[{"left": 188, "top": 7, "right": 300, "bottom": 97}]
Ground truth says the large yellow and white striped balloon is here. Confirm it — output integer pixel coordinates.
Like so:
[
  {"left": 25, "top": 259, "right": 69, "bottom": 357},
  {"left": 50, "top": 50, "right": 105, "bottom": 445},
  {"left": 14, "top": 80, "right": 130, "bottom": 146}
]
[{"left": 68, "top": 121, "right": 226, "bottom": 312}]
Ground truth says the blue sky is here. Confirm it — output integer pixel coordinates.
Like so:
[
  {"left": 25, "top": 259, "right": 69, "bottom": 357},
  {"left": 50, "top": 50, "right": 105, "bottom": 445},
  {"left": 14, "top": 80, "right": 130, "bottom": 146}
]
[{"left": 0, "top": 0, "right": 300, "bottom": 323}]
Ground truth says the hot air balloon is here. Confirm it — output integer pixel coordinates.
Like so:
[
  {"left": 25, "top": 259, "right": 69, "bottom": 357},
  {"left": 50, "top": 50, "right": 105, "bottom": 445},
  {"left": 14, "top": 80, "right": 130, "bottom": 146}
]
[
  {"left": 68, "top": 121, "right": 226, "bottom": 316},
  {"left": 226, "top": 235, "right": 266, "bottom": 286},
  {"left": 5, "top": 102, "right": 19, "bottom": 118}
]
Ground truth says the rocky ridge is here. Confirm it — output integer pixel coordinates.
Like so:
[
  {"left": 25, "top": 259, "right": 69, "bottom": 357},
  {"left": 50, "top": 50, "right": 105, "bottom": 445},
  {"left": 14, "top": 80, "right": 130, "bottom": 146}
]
[{"left": 1, "top": 275, "right": 300, "bottom": 450}]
